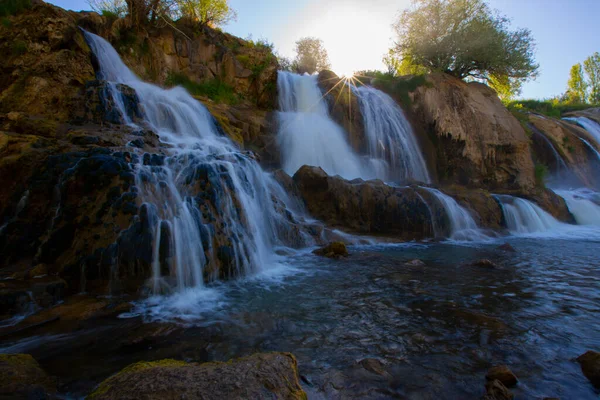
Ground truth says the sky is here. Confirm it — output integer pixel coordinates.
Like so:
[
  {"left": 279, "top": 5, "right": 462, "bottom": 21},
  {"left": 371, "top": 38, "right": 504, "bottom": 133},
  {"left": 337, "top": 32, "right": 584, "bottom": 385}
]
[{"left": 47, "top": 0, "right": 600, "bottom": 99}]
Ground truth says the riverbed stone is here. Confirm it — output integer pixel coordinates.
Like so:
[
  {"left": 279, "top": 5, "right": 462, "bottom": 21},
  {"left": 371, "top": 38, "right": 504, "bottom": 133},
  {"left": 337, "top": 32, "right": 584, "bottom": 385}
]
[
  {"left": 482, "top": 379, "right": 513, "bottom": 400},
  {"left": 404, "top": 259, "right": 426, "bottom": 267},
  {"left": 485, "top": 365, "right": 518, "bottom": 387},
  {"left": 87, "top": 352, "right": 306, "bottom": 400},
  {"left": 0, "top": 353, "right": 56, "bottom": 398},
  {"left": 472, "top": 259, "right": 500, "bottom": 269},
  {"left": 577, "top": 350, "right": 600, "bottom": 387},
  {"left": 312, "top": 242, "right": 348, "bottom": 258},
  {"left": 497, "top": 243, "right": 516, "bottom": 252}
]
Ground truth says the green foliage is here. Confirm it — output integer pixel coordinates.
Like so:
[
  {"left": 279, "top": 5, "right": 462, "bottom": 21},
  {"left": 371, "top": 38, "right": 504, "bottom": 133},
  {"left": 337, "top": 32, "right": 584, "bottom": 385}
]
[
  {"left": 391, "top": 0, "right": 538, "bottom": 98},
  {"left": 293, "top": 37, "right": 331, "bottom": 75},
  {"left": 566, "top": 63, "right": 587, "bottom": 104},
  {"left": 507, "top": 99, "right": 600, "bottom": 118},
  {"left": 534, "top": 163, "right": 548, "bottom": 187},
  {"left": 174, "top": 0, "right": 237, "bottom": 27},
  {"left": 87, "top": 0, "right": 127, "bottom": 18},
  {"left": 1, "top": 17, "right": 11, "bottom": 27},
  {"left": 11, "top": 40, "right": 27, "bottom": 55},
  {"left": 165, "top": 72, "right": 238, "bottom": 104},
  {"left": 276, "top": 53, "right": 296, "bottom": 72},
  {"left": 243, "top": 35, "right": 274, "bottom": 51},
  {"left": 583, "top": 52, "right": 600, "bottom": 104},
  {"left": 0, "top": 0, "right": 30, "bottom": 17}
]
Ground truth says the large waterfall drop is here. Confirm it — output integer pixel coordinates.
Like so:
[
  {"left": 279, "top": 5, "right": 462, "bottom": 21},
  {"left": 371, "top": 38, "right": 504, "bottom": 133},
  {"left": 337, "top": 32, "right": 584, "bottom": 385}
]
[
  {"left": 354, "top": 85, "right": 430, "bottom": 183},
  {"left": 564, "top": 116, "right": 600, "bottom": 147},
  {"left": 494, "top": 195, "right": 562, "bottom": 234},
  {"left": 553, "top": 189, "right": 600, "bottom": 225},
  {"left": 276, "top": 72, "right": 372, "bottom": 180},
  {"left": 84, "top": 31, "right": 311, "bottom": 293}
]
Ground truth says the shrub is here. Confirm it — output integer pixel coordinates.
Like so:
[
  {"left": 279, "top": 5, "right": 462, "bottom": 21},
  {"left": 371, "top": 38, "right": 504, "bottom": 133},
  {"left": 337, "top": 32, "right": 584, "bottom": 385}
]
[
  {"left": 0, "top": 0, "right": 30, "bottom": 17},
  {"left": 11, "top": 40, "right": 27, "bottom": 55},
  {"left": 165, "top": 72, "right": 238, "bottom": 104},
  {"left": 534, "top": 163, "right": 548, "bottom": 187},
  {"left": 506, "top": 99, "right": 600, "bottom": 118}
]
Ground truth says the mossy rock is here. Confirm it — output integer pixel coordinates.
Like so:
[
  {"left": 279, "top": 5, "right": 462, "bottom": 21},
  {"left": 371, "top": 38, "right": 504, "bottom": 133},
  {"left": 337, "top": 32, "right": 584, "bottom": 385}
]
[
  {"left": 313, "top": 241, "right": 349, "bottom": 258},
  {"left": 87, "top": 352, "right": 307, "bottom": 400},
  {"left": 0, "top": 353, "right": 56, "bottom": 397}
]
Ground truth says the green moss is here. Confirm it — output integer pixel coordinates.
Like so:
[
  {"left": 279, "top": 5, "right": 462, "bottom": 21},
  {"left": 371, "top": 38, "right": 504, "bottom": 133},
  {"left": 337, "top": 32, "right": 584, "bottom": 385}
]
[
  {"left": 507, "top": 99, "right": 600, "bottom": 118},
  {"left": 88, "top": 359, "right": 188, "bottom": 399},
  {"left": 165, "top": 72, "right": 239, "bottom": 105},
  {"left": 1, "top": 17, "right": 11, "bottom": 27},
  {"left": 11, "top": 40, "right": 27, "bottom": 55},
  {"left": 0, "top": 0, "right": 30, "bottom": 17},
  {"left": 534, "top": 163, "right": 548, "bottom": 188}
]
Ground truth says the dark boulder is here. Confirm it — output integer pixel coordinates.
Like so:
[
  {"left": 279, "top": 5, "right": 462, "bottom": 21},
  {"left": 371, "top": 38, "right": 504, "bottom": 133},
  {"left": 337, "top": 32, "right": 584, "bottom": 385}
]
[
  {"left": 577, "top": 350, "right": 600, "bottom": 387},
  {"left": 313, "top": 242, "right": 348, "bottom": 258}
]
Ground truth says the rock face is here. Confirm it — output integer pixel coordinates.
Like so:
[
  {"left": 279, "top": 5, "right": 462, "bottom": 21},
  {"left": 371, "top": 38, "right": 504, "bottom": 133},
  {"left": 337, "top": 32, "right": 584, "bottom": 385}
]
[
  {"left": 317, "top": 70, "right": 365, "bottom": 152},
  {"left": 88, "top": 353, "right": 306, "bottom": 400},
  {"left": 577, "top": 350, "right": 600, "bottom": 387},
  {"left": 0, "top": 354, "right": 56, "bottom": 399},
  {"left": 293, "top": 166, "right": 436, "bottom": 239},
  {"left": 410, "top": 73, "right": 535, "bottom": 190}
]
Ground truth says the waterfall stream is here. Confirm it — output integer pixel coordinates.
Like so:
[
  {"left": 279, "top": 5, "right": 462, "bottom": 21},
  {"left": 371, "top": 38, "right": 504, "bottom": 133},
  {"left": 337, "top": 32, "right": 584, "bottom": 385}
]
[
  {"left": 494, "top": 195, "right": 562, "bottom": 234},
  {"left": 84, "top": 31, "right": 311, "bottom": 293},
  {"left": 553, "top": 189, "right": 600, "bottom": 225}
]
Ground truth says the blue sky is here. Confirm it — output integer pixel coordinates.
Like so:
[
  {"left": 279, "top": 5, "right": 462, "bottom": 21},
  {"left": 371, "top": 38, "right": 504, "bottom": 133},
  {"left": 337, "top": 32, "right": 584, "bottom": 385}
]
[{"left": 48, "top": 0, "right": 600, "bottom": 99}]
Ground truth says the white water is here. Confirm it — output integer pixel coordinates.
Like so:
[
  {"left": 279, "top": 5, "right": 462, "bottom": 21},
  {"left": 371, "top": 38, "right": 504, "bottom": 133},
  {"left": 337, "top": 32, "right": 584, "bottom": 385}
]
[
  {"left": 354, "top": 85, "right": 430, "bottom": 183},
  {"left": 564, "top": 116, "right": 600, "bottom": 148},
  {"left": 494, "top": 195, "right": 562, "bottom": 234},
  {"left": 554, "top": 189, "right": 600, "bottom": 225},
  {"left": 277, "top": 72, "right": 374, "bottom": 180},
  {"left": 422, "top": 188, "right": 487, "bottom": 241},
  {"left": 84, "top": 31, "right": 312, "bottom": 293},
  {"left": 580, "top": 138, "right": 600, "bottom": 163}
]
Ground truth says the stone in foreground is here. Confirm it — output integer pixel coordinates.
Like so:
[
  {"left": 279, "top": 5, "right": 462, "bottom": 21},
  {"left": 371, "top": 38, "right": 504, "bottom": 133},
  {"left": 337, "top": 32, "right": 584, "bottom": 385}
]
[
  {"left": 485, "top": 365, "right": 518, "bottom": 387},
  {"left": 482, "top": 379, "right": 513, "bottom": 400},
  {"left": 577, "top": 350, "right": 600, "bottom": 387},
  {"left": 312, "top": 242, "right": 349, "bottom": 258},
  {"left": 87, "top": 352, "right": 306, "bottom": 400},
  {"left": 0, "top": 354, "right": 56, "bottom": 399}
]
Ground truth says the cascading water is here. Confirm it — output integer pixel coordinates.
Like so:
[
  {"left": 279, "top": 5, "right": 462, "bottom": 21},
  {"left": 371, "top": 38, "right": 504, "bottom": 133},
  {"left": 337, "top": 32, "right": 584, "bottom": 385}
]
[
  {"left": 276, "top": 72, "right": 373, "bottom": 180},
  {"left": 422, "top": 188, "right": 486, "bottom": 241},
  {"left": 354, "top": 85, "right": 430, "bottom": 183},
  {"left": 494, "top": 195, "right": 562, "bottom": 234},
  {"left": 553, "top": 189, "right": 600, "bottom": 225},
  {"left": 564, "top": 116, "right": 600, "bottom": 147},
  {"left": 84, "top": 31, "right": 311, "bottom": 294}
]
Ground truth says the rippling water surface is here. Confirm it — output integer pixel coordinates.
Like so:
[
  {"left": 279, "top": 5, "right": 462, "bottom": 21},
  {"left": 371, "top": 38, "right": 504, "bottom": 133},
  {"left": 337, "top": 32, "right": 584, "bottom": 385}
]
[{"left": 2, "top": 236, "right": 600, "bottom": 399}]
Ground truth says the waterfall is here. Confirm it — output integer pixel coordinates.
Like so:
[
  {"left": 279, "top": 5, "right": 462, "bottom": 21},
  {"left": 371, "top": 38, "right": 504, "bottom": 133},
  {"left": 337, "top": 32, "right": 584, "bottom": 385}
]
[
  {"left": 354, "top": 85, "right": 430, "bottom": 183},
  {"left": 564, "top": 117, "right": 600, "bottom": 147},
  {"left": 422, "top": 188, "right": 486, "bottom": 241},
  {"left": 276, "top": 72, "right": 373, "bottom": 180},
  {"left": 580, "top": 137, "right": 600, "bottom": 163},
  {"left": 553, "top": 189, "right": 600, "bottom": 225},
  {"left": 494, "top": 195, "right": 562, "bottom": 234},
  {"left": 84, "top": 31, "right": 310, "bottom": 293}
]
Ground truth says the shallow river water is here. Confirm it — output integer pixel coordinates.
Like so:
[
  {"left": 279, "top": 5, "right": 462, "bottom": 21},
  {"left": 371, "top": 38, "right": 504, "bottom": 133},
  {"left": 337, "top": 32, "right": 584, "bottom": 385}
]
[{"left": 2, "top": 233, "right": 600, "bottom": 399}]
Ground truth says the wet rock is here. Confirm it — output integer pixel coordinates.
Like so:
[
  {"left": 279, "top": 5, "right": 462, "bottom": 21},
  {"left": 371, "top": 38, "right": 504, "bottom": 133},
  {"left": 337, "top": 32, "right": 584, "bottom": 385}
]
[
  {"left": 358, "top": 358, "right": 389, "bottom": 377},
  {"left": 313, "top": 242, "right": 348, "bottom": 258},
  {"left": 497, "top": 243, "right": 516, "bottom": 252},
  {"left": 482, "top": 379, "right": 513, "bottom": 400},
  {"left": 0, "top": 278, "right": 66, "bottom": 318},
  {"left": 87, "top": 353, "right": 306, "bottom": 400},
  {"left": 485, "top": 365, "right": 518, "bottom": 387},
  {"left": 404, "top": 259, "right": 425, "bottom": 267},
  {"left": 472, "top": 259, "right": 499, "bottom": 269},
  {"left": 0, "top": 354, "right": 56, "bottom": 399},
  {"left": 577, "top": 350, "right": 600, "bottom": 387}
]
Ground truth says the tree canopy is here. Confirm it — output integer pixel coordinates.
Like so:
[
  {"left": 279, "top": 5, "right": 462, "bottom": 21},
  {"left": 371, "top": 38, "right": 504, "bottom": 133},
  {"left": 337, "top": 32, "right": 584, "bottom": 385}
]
[
  {"left": 293, "top": 37, "right": 331, "bottom": 75},
  {"left": 583, "top": 52, "right": 600, "bottom": 104},
  {"left": 390, "top": 0, "right": 538, "bottom": 99},
  {"left": 566, "top": 63, "right": 588, "bottom": 104}
]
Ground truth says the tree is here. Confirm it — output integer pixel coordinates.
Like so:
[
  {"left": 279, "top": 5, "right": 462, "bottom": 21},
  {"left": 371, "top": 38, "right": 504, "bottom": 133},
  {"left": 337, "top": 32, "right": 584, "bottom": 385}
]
[
  {"left": 87, "top": 0, "right": 127, "bottom": 17},
  {"left": 293, "top": 37, "right": 331, "bottom": 75},
  {"left": 566, "top": 63, "right": 588, "bottom": 104},
  {"left": 174, "top": 0, "right": 236, "bottom": 27},
  {"left": 391, "top": 0, "right": 538, "bottom": 98},
  {"left": 584, "top": 52, "right": 600, "bottom": 104}
]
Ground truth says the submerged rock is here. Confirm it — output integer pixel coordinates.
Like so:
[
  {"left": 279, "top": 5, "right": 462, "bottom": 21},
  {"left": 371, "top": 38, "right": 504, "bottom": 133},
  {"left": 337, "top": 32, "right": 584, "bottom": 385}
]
[
  {"left": 472, "top": 259, "right": 500, "bottom": 269},
  {"left": 87, "top": 352, "right": 306, "bottom": 400},
  {"left": 482, "top": 379, "right": 513, "bottom": 400},
  {"left": 485, "top": 365, "right": 518, "bottom": 387},
  {"left": 404, "top": 259, "right": 425, "bottom": 267},
  {"left": 497, "top": 243, "right": 516, "bottom": 253},
  {"left": 577, "top": 350, "right": 600, "bottom": 387},
  {"left": 313, "top": 242, "right": 348, "bottom": 258},
  {"left": 0, "top": 353, "right": 56, "bottom": 399}
]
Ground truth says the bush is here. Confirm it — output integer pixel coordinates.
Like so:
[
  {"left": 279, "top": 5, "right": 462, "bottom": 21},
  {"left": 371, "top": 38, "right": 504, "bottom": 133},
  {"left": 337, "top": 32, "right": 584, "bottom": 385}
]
[
  {"left": 0, "top": 0, "right": 30, "bottom": 17},
  {"left": 11, "top": 40, "right": 27, "bottom": 55},
  {"left": 534, "top": 163, "right": 548, "bottom": 187},
  {"left": 165, "top": 72, "right": 238, "bottom": 104},
  {"left": 507, "top": 99, "right": 600, "bottom": 118}
]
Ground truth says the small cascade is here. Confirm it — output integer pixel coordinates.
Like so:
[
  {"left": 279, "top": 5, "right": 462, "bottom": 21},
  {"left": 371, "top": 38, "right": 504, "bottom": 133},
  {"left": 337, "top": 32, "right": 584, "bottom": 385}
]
[
  {"left": 580, "top": 137, "right": 600, "bottom": 163},
  {"left": 84, "top": 31, "right": 312, "bottom": 294},
  {"left": 494, "top": 195, "right": 561, "bottom": 234},
  {"left": 354, "top": 85, "right": 430, "bottom": 183},
  {"left": 564, "top": 116, "right": 600, "bottom": 147},
  {"left": 553, "top": 189, "right": 600, "bottom": 225},
  {"left": 276, "top": 72, "right": 372, "bottom": 180},
  {"left": 422, "top": 188, "right": 486, "bottom": 241}
]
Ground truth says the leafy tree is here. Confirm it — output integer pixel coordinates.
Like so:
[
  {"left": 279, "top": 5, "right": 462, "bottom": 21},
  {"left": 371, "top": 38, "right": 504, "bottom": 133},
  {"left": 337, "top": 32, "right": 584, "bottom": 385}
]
[
  {"left": 174, "top": 0, "right": 236, "bottom": 27},
  {"left": 566, "top": 63, "right": 587, "bottom": 104},
  {"left": 391, "top": 0, "right": 538, "bottom": 98},
  {"left": 293, "top": 37, "right": 331, "bottom": 75},
  {"left": 584, "top": 52, "right": 600, "bottom": 104},
  {"left": 87, "top": 0, "right": 127, "bottom": 17}
]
